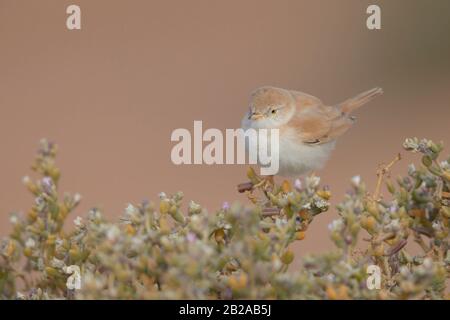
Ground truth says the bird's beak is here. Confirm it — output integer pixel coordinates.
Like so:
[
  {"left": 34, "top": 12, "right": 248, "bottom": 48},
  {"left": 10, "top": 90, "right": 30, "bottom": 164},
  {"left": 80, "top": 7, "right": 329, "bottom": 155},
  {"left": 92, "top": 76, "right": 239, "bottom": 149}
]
[{"left": 249, "top": 112, "right": 264, "bottom": 120}]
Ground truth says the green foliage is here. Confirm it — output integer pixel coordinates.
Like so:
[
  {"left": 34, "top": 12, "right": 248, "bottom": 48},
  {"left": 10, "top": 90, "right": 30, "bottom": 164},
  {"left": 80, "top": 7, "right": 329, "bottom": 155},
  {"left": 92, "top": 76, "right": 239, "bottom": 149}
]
[{"left": 0, "top": 138, "right": 449, "bottom": 299}]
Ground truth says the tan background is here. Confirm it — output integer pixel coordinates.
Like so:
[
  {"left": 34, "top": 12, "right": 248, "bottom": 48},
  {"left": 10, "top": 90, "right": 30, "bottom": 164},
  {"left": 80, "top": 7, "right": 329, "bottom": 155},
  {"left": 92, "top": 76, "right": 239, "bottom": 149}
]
[{"left": 1, "top": 0, "right": 449, "bottom": 257}]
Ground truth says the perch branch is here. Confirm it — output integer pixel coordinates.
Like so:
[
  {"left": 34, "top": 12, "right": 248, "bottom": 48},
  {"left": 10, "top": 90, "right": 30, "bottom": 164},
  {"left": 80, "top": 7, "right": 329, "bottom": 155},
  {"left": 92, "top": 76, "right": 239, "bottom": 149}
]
[
  {"left": 373, "top": 153, "right": 402, "bottom": 201},
  {"left": 261, "top": 207, "right": 281, "bottom": 217},
  {"left": 385, "top": 239, "right": 408, "bottom": 256},
  {"left": 237, "top": 182, "right": 253, "bottom": 193}
]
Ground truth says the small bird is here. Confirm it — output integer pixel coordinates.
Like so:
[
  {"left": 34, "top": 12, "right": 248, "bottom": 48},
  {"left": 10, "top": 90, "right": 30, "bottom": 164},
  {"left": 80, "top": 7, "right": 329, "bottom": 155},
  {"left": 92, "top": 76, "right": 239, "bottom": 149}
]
[{"left": 241, "top": 86, "right": 383, "bottom": 177}]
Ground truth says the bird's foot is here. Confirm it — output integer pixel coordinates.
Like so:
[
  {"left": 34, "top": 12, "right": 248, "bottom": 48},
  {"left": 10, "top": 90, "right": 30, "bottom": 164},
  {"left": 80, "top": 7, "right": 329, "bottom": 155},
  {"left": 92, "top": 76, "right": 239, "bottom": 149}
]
[{"left": 253, "top": 175, "right": 274, "bottom": 192}]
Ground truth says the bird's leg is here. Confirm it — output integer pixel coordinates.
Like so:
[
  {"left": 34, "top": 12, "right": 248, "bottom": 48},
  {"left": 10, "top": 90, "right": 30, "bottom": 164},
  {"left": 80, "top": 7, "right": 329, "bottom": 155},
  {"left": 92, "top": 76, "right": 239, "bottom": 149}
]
[
  {"left": 253, "top": 175, "right": 274, "bottom": 192},
  {"left": 265, "top": 175, "right": 275, "bottom": 191}
]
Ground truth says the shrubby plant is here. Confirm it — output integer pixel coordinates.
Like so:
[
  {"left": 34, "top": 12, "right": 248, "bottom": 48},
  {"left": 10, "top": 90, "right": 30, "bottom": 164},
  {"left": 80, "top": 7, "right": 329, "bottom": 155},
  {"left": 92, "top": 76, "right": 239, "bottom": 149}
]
[{"left": 0, "top": 138, "right": 449, "bottom": 299}]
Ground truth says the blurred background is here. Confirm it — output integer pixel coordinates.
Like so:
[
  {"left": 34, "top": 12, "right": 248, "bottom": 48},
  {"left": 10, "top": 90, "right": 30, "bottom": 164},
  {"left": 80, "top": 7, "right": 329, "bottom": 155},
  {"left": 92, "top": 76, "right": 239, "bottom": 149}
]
[{"left": 1, "top": 0, "right": 449, "bottom": 258}]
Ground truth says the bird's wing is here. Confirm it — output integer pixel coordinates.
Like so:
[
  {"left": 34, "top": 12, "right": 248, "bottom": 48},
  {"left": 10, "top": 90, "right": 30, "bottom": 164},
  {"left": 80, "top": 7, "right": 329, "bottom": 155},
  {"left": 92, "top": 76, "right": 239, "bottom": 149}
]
[
  {"left": 288, "top": 91, "right": 354, "bottom": 144},
  {"left": 289, "top": 90, "right": 324, "bottom": 111}
]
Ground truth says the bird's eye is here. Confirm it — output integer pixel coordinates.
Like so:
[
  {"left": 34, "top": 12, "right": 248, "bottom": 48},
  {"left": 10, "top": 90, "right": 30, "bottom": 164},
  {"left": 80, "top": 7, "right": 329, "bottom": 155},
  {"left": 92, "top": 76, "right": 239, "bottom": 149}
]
[{"left": 271, "top": 109, "right": 277, "bottom": 114}]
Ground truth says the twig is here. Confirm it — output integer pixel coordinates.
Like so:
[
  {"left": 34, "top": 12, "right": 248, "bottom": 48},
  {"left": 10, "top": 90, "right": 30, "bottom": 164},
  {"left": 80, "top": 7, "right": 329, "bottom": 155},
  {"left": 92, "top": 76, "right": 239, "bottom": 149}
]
[
  {"left": 373, "top": 153, "right": 402, "bottom": 201},
  {"left": 261, "top": 207, "right": 281, "bottom": 217},
  {"left": 366, "top": 232, "right": 395, "bottom": 244},
  {"left": 385, "top": 239, "right": 407, "bottom": 256},
  {"left": 414, "top": 233, "right": 430, "bottom": 253},
  {"left": 237, "top": 182, "right": 253, "bottom": 193},
  {"left": 411, "top": 226, "right": 433, "bottom": 238}
]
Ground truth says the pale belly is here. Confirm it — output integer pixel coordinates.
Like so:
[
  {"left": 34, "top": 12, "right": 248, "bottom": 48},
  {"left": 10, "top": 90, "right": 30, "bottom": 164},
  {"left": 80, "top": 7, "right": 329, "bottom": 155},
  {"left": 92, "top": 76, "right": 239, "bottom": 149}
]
[
  {"left": 243, "top": 127, "right": 336, "bottom": 177},
  {"left": 241, "top": 118, "right": 336, "bottom": 177},
  {"left": 276, "top": 136, "right": 336, "bottom": 177}
]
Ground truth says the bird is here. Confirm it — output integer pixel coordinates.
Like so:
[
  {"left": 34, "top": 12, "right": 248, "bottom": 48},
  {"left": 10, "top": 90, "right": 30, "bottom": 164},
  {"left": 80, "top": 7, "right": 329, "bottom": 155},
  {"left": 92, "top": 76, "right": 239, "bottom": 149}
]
[{"left": 241, "top": 86, "right": 383, "bottom": 177}]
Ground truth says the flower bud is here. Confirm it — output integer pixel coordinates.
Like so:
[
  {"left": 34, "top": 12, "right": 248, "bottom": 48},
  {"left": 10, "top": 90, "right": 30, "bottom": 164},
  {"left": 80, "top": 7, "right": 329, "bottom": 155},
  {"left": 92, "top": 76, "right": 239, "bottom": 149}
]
[
  {"left": 294, "top": 179, "right": 302, "bottom": 191},
  {"left": 246, "top": 167, "right": 259, "bottom": 184},
  {"left": 442, "top": 170, "right": 450, "bottom": 181},
  {"left": 386, "top": 181, "right": 395, "bottom": 194},
  {"left": 366, "top": 202, "right": 380, "bottom": 219},
  {"left": 295, "top": 231, "right": 306, "bottom": 240},
  {"left": 3, "top": 240, "right": 16, "bottom": 257},
  {"left": 228, "top": 273, "right": 248, "bottom": 290},
  {"left": 159, "top": 200, "right": 170, "bottom": 214},
  {"left": 170, "top": 209, "right": 185, "bottom": 224},
  {"left": 188, "top": 200, "right": 202, "bottom": 215},
  {"left": 281, "top": 180, "right": 291, "bottom": 193},
  {"left": 326, "top": 286, "right": 338, "bottom": 300},
  {"left": 214, "top": 228, "right": 225, "bottom": 244},
  {"left": 422, "top": 155, "right": 432, "bottom": 167},
  {"left": 159, "top": 217, "right": 171, "bottom": 234},
  {"left": 125, "top": 224, "right": 136, "bottom": 236},
  {"left": 45, "top": 266, "right": 60, "bottom": 278},
  {"left": 316, "top": 190, "right": 331, "bottom": 200},
  {"left": 373, "top": 243, "right": 385, "bottom": 257},
  {"left": 361, "top": 216, "right": 377, "bottom": 232},
  {"left": 280, "top": 249, "right": 294, "bottom": 265},
  {"left": 69, "top": 246, "right": 82, "bottom": 261},
  {"left": 49, "top": 167, "right": 60, "bottom": 182},
  {"left": 441, "top": 206, "right": 450, "bottom": 218},
  {"left": 22, "top": 176, "right": 39, "bottom": 195}
]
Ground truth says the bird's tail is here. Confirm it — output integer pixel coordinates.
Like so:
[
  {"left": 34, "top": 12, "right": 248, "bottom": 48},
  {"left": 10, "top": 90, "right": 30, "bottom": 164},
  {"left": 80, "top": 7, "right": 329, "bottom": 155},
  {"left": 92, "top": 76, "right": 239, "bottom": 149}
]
[{"left": 339, "top": 87, "right": 383, "bottom": 114}]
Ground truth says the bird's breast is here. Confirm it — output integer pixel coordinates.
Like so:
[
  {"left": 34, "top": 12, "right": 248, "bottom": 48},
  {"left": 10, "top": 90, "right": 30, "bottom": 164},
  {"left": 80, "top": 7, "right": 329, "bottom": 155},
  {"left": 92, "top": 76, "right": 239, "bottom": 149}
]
[{"left": 276, "top": 129, "right": 336, "bottom": 176}]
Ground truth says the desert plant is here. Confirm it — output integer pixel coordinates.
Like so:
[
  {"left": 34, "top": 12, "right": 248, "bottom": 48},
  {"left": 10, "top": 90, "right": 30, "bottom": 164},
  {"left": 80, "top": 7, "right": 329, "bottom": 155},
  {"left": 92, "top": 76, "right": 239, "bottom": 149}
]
[{"left": 0, "top": 138, "right": 449, "bottom": 299}]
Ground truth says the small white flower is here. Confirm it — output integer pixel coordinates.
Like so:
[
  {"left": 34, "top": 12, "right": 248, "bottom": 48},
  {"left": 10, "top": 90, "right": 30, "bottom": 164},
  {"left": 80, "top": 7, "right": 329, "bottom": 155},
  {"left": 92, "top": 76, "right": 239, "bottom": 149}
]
[
  {"left": 306, "top": 175, "right": 320, "bottom": 189},
  {"left": 385, "top": 219, "right": 400, "bottom": 232},
  {"left": 275, "top": 217, "right": 288, "bottom": 229},
  {"left": 423, "top": 257, "right": 433, "bottom": 269},
  {"left": 272, "top": 256, "right": 282, "bottom": 271},
  {"left": 158, "top": 192, "right": 167, "bottom": 199},
  {"left": 294, "top": 179, "right": 302, "bottom": 191},
  {"left": 25, "top": 238, "right": 36, "bottom": 248},
  {"left": 9, "top": 215, "right": 18, "bottom": 225},
  {"left": 419, "top": 181, "right": 427, "bottom": 190},
  {"left": 186, "top": 232, "right": 197, "bottom": 243},
  {"left": 440, "top": 160, "right": 449, "bottom": 170},
  {"left": 73, "top": 193, "right": 82, "bottom": 205},
  {"left": 222, "top": 223, "right": 232, "bottom": 230},
  {"left": 326, "top": 273, "right": 336, "bottom": 282},
  {"left": 125, "top": 203, "right": 137, "bottom": 216},
  {"left": 399, "top": 266, "right": 410, "bottom": 277},
  {"left": 73, "top": 216, "right": 83, "bottom": 228},
  {"left": 131, "top": 237, "right": 143, "bottom": 247},
  {"left": 302, "top": 203, "right": 312, "bottom": 210},
  {"left": 107, "top": 225, "right": 120, "bottom": 241},
  {"left": 351, "top": 175, "right": 361, "bottom": 186},
  {"left": 221, "top": 202, "right": 230, "bottom": 210},
  {"left": 389, "top": 200, "right": 399, "bottom": 214},
  {"left": 315, "top": 198, "right": 329, "bottom": 209},
  {"left": 16, "top": 292, "right": 26, "bottom": 300},
  {"left": 188, "top": 200, "right": 202, "bottom": 214},
  {"left": 403, "top": 137, "right": 419, "bottom": 152},
  {"left": 432, "top": 221, "right": 441, "bottom": 231},
  {"left": 51, "top": 257, "right": 65, "bottom": 269},
  {"left": 328, "top": 219, "right": 344, "bottom": 232},
  {"left": 22, "top": 176, "right": 31, "bottom": 185},
  {"left": 37, "top": 257, "right": 45, "bottom": 271}
]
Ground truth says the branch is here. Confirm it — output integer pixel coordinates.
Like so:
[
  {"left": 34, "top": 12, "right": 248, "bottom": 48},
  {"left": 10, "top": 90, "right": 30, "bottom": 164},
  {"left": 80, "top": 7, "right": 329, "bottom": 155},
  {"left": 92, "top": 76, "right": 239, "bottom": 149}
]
[{"left": 373, "top": 153, "right": 402, "bottom": 201}]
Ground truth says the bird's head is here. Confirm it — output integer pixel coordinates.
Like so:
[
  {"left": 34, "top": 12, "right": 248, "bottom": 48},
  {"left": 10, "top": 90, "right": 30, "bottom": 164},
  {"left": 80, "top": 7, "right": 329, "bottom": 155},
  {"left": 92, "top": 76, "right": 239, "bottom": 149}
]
[{"left": 245, "top": 86, "right": 295, "bottom": 128}]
